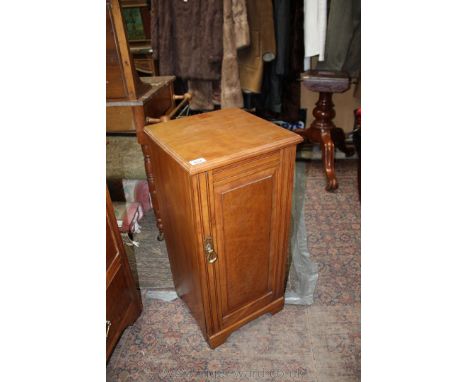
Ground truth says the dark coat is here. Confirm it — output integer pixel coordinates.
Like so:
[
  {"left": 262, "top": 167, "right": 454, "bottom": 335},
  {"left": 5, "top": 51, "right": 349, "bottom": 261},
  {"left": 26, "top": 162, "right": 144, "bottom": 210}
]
[{"left": 151, "top": 0, "right": 223, "bottom": 81}]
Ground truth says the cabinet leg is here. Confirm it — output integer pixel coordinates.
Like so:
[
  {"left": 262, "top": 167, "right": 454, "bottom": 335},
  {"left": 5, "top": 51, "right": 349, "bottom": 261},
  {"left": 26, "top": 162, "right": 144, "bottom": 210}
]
[
  {"left": 207, "top": 332, "right": 231, "bottom": 349},
  {"left": 141, "top": 143, "right": 164, "bottom": 239},
  {"left": 269, "top": 301, "right": 285, "bottom": 316}
]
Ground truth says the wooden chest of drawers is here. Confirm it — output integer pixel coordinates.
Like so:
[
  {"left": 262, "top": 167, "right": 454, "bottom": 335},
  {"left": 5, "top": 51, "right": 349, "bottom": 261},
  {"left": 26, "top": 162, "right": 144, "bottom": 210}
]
[{"left": 144, "top": 109, "right": 302, "bottom": 348}]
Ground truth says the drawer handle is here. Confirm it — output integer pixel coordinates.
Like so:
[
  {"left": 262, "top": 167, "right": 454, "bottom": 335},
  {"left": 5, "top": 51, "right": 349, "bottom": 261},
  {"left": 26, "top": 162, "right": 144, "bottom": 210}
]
[
  {"left": 204, "top": 237, "right": 218, "bottom": 264},
  {"left": 106, "top": 320, "right": 112, "bottom": 338}
]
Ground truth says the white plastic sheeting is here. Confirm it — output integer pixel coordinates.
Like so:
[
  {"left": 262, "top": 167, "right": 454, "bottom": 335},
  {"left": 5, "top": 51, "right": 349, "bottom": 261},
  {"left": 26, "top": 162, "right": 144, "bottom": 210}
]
[
  {"left": 146, "top": 290, "right": 178, "bottom": 302},
  {"left": 285, "top": 161, "right": 318, "bottom": 305}
]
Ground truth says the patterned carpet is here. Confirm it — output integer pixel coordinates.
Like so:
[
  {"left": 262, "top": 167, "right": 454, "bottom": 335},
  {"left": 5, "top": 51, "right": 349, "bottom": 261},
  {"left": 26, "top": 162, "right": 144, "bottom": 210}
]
[
  {"left": 128, "top": 214, "right": 175, "bottom": 290},
  {"left": 107, "top": 159, "right": 361, "bottom": 382}
]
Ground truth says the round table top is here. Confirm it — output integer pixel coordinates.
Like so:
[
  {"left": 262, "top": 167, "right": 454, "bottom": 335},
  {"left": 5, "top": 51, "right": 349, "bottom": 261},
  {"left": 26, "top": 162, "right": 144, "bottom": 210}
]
[{"left": 301, "top": 70, "right": 350, "bottom": 93}]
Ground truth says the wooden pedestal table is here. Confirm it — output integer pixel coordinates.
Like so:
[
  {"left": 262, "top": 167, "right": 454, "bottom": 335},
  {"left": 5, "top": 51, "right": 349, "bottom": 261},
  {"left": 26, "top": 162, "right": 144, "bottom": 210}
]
[
  {"left": 297, "top": 70, "right": 355, "bottom": 191},
  {"left": 144, "top": 109, "right": 302, "bottom": 348}
]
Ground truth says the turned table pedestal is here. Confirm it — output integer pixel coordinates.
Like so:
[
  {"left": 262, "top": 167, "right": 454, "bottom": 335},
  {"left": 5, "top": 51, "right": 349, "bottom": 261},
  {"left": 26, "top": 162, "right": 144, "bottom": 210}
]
[{"left": 297, "top": 70, "right": 355, "bottom": 191}]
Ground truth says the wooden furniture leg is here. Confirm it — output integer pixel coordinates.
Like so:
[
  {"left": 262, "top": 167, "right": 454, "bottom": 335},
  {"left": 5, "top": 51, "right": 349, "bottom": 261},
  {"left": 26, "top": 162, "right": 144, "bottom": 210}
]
[
  {"left": 297, "top": 92, "right": 339, "bottom": 191},
  {"left": 141, "top": 142, "right": 165, "bottom": 240},
  {"left": 133, "top": 92, "right": 192, "bottom": 241},
  {"left": 133, "top": 107, "right": 165, "bottom": 240},
  {"left": 298, "top": 70, "right": 353, "bottom": 191},
  {"left": 140, "top": 92, "right": 192, "bottom": 240}
]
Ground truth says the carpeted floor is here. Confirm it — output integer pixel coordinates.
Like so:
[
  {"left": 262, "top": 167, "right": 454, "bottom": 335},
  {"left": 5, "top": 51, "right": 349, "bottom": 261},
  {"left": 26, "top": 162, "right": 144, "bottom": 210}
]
[
  {"left": 107, "top": 159, "right": 360, "bottom": 382},
  {"left": 127, "top": 214, "right": 175, "bottom": 290}
]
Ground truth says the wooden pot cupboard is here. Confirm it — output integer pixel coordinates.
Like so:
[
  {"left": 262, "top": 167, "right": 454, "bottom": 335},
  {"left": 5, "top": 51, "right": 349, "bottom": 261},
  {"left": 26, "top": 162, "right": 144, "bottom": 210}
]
[
  {"left": 106, "top": 188, "right": 142, "bottom": 360},
  {"left": 144, "top": 108, "right": 302, "bottom": 348}
]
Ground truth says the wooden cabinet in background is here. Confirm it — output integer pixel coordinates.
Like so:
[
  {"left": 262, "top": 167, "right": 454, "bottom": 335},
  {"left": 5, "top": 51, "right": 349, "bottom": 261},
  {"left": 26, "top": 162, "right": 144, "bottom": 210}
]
[
  {"left": 106, "top": 0, "right": 150, "bottom": 101},
  {"left": 106, "top": 0, "right": 177, "bottom": 239},
  {"left": 106, "top": 188, "right": 142, "bottom": 360},
  {"left": 144, "top": 109, "right": 302, "bottom": 348},
  {"left": 121, "top": 0, "right": 158, "bottom": 76}
]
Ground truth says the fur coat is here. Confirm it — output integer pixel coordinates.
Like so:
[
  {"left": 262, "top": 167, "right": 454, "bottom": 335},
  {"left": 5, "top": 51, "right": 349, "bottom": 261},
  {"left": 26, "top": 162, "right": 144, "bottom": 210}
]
[
  {"left": 187, "top": 0, "right": 250, "bottom": 110},
  {"left": 191, "top": 0, "right": 250, "bottom": 110},
  {"left": 151, "top": 0, "right": 248, "bottom": 110},
  {"left": 220, "top": 0, "right": 250, "bottom": 108},
  {"left": 151, "top": 0, "right": 223, "bottom": 81}
]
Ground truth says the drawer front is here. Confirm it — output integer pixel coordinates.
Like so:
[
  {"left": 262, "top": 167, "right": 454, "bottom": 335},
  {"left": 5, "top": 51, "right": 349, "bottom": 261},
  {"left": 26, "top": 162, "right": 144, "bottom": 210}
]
[
  {"left": 134, "top": 58, "right": 156, "bottom": 75},
  {"left": 206, "top": 154, "right": 283, "bottom": 329},
  {"left": 106, "top": 106, "right": 136, "bottom": 132}
]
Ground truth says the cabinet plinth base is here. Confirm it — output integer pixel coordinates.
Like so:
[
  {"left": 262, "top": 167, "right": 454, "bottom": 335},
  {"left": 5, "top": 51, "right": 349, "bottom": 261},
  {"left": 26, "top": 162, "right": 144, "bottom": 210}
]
[{"left": 206, "top": 297, "right": 285, "bottom": 349}]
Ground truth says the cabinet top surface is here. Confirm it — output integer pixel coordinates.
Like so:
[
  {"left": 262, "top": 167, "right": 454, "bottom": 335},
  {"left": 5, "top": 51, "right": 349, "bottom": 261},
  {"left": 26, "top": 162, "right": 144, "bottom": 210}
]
[{"left": 144, "top": 108, "right": 303, "bottom": 174}]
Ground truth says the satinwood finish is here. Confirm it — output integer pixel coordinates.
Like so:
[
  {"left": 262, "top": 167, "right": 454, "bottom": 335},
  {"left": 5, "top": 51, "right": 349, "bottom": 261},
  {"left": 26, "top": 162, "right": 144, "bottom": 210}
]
[
  {"left": 106, "top": 187, "right": 142, "bottom": 361},
  {"left": 298, "top": 70, "right": 355, "bottom": 191},
  {"left": 144, "top": 109, "right": 302, "bottom": 348}
]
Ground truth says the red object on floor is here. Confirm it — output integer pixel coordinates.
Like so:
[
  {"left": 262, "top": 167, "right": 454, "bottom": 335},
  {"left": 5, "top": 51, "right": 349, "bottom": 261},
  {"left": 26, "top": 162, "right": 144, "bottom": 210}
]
[{"left": 112, "top": 202, "right": 143, "bottom": 234}]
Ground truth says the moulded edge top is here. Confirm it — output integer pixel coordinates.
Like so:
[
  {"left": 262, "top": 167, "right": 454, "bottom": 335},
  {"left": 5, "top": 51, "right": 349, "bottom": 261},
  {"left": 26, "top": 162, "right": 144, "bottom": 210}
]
[{"left": 144, "top": 109, "right": 303, "bottom": 175}]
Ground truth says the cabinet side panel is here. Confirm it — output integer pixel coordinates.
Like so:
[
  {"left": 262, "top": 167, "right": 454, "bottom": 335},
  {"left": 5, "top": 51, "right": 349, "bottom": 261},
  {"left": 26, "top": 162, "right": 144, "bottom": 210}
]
[
  {"left": 149, "top": 143, "right": 206, "bottom": 335},
  {"left": 274, "top": 145, "right": 297, "bottom": 297}
]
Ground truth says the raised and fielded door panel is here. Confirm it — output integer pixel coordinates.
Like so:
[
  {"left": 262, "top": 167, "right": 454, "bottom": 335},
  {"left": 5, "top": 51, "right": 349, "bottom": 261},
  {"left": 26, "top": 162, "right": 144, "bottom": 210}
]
[{"left": 208, "top": 152, "right": 282, "bottom": 329}]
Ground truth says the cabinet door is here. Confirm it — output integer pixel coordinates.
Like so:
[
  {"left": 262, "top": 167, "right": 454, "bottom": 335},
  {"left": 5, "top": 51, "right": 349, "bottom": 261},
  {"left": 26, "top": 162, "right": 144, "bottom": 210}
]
[
  {"left": 208, "top": 153, "right": 284, "bottom": 329},
  {"left": 106, "top": 188, "right": 142, "bottom": 360}
]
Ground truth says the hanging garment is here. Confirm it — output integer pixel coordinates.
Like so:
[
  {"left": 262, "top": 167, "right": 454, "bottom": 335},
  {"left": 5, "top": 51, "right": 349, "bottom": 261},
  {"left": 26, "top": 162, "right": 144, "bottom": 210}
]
[
  {"left": 220, "top": 0, "right": 250, "bottom": 108},
  {"left": 273, "top": 0, "right": 291, "bottom": 77},
  {"left": 187, "top": 80, "right": 215, "bottom": 111},
  {"left": 255, "top": 0, "right": 305, "bottom": 119},
  {"left": 262, "top": 0, "right": 291, "bottom": 114},
  {"left": 151, "top": 0, "right": 223, "bottom": 80},
  {"left": 316, "top": 0, "right": 361, "bottom": 78},
  {"left": 238, "top": 0, "right": 276, "bottom": 93},
  {"left": 151, "top": 0, "right": 223, "bottom": 109},
  {"left": 280, "top": 0, "right": 304, "bottom": 121},
  {"left": 303, "top": 0, "right": 327, "bottom": 70}
]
